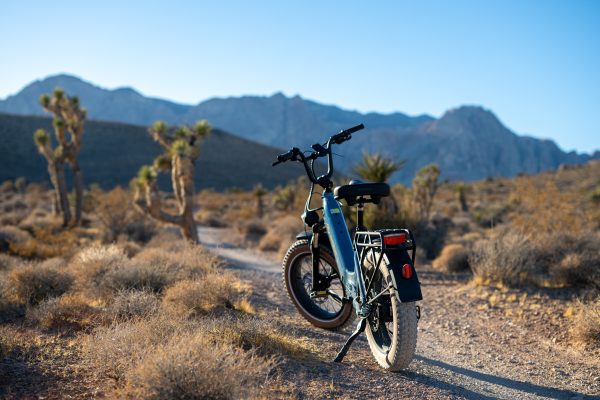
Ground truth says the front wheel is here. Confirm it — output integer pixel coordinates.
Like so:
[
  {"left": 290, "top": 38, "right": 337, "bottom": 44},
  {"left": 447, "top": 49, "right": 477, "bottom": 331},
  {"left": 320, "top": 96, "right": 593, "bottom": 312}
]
[
  {"left": 363, "top": 250, "right": 418, "bottom": 371},
  {"left": 282, "top": 240, "right": 353, "bottom": 330}
]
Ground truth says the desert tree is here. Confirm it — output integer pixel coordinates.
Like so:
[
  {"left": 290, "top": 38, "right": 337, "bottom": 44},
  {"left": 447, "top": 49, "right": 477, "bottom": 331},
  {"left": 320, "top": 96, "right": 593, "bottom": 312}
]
[
  {"left": 412, "top": 163, "right": 441, "bottom": 221},
  {"left": 452, "top": 182, "right": 469, "bottom": 212},
  {"left": 353, "top": 152, "right": 405, "bottom": 216},
  {"left": 252, "top": 184, "right": 267, "bottom": 218},
  {"left": 133, "top": 120, "right": 210, "bottom": 243},
  {"left": 33, "top": 88, "right": 86, "bottom": 227}
]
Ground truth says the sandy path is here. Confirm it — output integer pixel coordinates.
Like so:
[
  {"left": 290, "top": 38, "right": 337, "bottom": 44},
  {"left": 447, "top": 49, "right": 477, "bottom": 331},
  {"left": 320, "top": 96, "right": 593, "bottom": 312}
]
[{"left": 199, "top": 226, "right": 600, "bottom": 399}]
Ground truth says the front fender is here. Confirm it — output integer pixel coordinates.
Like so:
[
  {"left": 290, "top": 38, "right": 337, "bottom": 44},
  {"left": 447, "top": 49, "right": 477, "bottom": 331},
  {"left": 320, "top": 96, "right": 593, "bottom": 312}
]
[{"left": 384, "top": 250, "right": 423, "bottom": 302}]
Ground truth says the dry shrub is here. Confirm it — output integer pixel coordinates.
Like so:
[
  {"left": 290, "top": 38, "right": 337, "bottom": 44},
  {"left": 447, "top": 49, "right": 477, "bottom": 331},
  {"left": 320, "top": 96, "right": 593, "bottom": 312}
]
[
  {"left": 8, "top": 227, "right": 81, "bottom": 259},
  {"left": 510, "top": 179, "right": 594, "bottom": 234},
  {"left": 162, "top": 272, "right": 251, "bottom": 316},
  {"left": 236, "top": 218, "right": 267, "bottom": 243},
  {"left": 470, "top": 230, "right": 600, "bottom": 288},
  {"left": 0, "top": 254, "right": 20, "bottom": 271},
  {"left": 432, "top": 244, "right": 470, "bottom": 272},
  {"left": 96, "top": 187, "right": 157, "bottom": 243},
  {"left": 72, "top": 243, "right": 220, "bottom": 297},
  {"left": 258, "top": 215, "right": 301, "bottom": 254},
  {"left": 413, "top": 216, "right": 452, "bottom": 260},
  {"left": 17, "top": 209, "right": 58, "bottom": 232},
  {"left": 202, "top": 315, "right": 306, "bottom": 359},
  {"left": 572, "top": 298, "right": 600, "bottom": 349},
  {"left": 133, "top": 244, "right": 221, "bottom": 279},
  {"left": 124, "top": 332, "right": 270, "bottom": 400},
  {"left": 469, "top": 231, "right": 536, "bottom": 286},
  {"left": 109, "top": 289, "right": 160, "bottom": 321},
  {"left": 27, "top": 293, "right": 98, "bottom": 332},
  {"left": 542, "top": 232, "right": 600, "bottom": 289},
  {"left": 70, "top": 245, "right": 130, "bottom": 293},
  {"left": 0, "top": 226, "right": 31, "bottom": 253},
  {"left": 99, "top": 262, "right": 171, "bottom": 294},
  {"left": 5, "top": 260, "right": 73, "bottom": 305},
  {"left": 83, "top": 313, "right": 192, "bottom": 382}
]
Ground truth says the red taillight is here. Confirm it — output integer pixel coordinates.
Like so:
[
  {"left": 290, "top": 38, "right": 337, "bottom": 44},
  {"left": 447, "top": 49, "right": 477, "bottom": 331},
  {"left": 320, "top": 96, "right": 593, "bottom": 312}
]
[
  {"left": 383, "top": 233, "right": 407, "bottom": 246},
  {"left": 402, "top": 264, "right": 413, "bottom": 279}
]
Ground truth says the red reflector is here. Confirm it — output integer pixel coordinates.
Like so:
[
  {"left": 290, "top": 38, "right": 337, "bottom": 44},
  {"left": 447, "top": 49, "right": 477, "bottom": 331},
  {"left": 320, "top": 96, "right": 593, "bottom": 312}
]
[
  {"left": 383, "top": 233, "right": 407, "bottom": 246},
  {"left": 402, "top": 264, "right": 413, "bottom": 279}
]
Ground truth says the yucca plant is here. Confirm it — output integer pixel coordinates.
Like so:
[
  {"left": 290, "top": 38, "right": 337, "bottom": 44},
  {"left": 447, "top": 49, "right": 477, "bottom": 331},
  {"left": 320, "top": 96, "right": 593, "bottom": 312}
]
[
  {"left": 353, "top": 152, "right": 405, "bottom": 219},
  {"left": 353, "top": 153, "right": 405, "bottom": 183},
  {"left": 133, "top": 120, "right": 210, "bottom": 243},
  {"left": 33, "top": 88, "right": 87, "bottom": 227}
]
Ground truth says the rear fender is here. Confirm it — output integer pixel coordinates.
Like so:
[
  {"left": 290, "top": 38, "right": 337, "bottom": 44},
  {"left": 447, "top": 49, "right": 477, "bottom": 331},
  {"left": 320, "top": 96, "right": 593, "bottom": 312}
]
[{"left": 384, "top": 250, "right": 423, "bottom": 302}]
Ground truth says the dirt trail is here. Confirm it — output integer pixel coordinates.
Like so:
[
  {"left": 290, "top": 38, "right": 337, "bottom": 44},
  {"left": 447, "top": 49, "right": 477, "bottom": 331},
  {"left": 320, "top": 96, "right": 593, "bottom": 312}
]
[{"left": 199, "top": 227, "right": 600, "bottom": 399}]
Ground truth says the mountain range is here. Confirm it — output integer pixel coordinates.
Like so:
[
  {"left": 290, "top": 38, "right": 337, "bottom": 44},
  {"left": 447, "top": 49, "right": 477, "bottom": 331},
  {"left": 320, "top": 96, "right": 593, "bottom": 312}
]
[
  {"left": 0, "top": 74, "right": 597, "bottom": 185},
  {"left": 0, "top": 113, "right": 305, "bottom": 190}
]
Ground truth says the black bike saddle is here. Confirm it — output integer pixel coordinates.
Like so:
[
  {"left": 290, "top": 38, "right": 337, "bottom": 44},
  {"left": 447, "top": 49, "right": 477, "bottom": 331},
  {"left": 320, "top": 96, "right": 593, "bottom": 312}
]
[{"left": 334, "top": 180, "right": 390, "bottom": 205}]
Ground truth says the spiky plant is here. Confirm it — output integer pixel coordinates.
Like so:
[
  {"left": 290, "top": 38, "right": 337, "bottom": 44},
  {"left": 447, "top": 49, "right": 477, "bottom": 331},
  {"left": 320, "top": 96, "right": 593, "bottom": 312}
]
[
  {"left": 33, "top": 88, "right": 87, "bottom": 226},
  {"left": 353, "top": 152, "right": 405, "bottom": 221},
  {"left": 353, "top": 153, "right": 405, "bottom": 183},
  {"left": 133, "top": 120, "right": 210, "bottom": 243}
]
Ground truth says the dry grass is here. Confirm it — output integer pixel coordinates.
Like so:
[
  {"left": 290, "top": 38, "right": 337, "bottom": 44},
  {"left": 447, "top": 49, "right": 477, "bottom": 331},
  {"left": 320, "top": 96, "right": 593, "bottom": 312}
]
[
  {"left": 70, "top": 243, "right": 221, "bottom": 297},
  {"left": 0, "top": 226, "right": 31, "bottom": 252},
  {"left": 108, "top": 289, "right": 160, "bottom": 321},
  {"left": 432, "top": 243, "right": 470, "bottom": 272},
  {"left": 162, "top": 272, "right": 252, "bottom": 317},
  {"left": 8, "top": 226, "right": 88, "bottom": 260},
  {"left": 124, "top": 331, "right": 271, "bottom": 399},
  {"left": 4, "top": 260, "right": 74, "bottom": 305},
  {"left": 258, "top": 215, "right": 301, "bottom": 255},
  {"left": 470, "top": 230, "right": 600, "bottom": 288},
  {"left": 201, "top": 314, "right": 308, "bottom": 359},
  {"left": 83, "top": 311, "right": 278, "bottom": 398},
  {"left": 572, "top": 298, "right": 600, "bottom": 350},
  {"left": 27, "top": 293, "right": 99, "bottom": 332},
  {"left": 95, "top": 186, "right": 157, "bottom": 243}
]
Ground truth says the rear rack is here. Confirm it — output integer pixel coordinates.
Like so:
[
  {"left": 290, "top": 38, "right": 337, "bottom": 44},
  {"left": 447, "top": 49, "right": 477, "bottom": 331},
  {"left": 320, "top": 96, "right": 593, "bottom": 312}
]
[{"left": 354, "top": 229, "right": 416, "bottom": 266}]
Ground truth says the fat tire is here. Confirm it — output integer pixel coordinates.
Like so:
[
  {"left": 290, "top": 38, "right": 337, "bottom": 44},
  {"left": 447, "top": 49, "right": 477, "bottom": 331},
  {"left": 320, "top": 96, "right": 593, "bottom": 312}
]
[
  {"left": 364, "top": 254, "right": 418, "bottom": 371},
  {"left": 282, "top": 239, "right": 354, "bottom": 331}
]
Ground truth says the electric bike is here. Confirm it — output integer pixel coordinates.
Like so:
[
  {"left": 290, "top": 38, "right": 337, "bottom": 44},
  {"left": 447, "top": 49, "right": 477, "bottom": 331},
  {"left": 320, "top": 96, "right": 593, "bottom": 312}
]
[{"left": 272, "top": 124, "right": 422, "bottom": 371}]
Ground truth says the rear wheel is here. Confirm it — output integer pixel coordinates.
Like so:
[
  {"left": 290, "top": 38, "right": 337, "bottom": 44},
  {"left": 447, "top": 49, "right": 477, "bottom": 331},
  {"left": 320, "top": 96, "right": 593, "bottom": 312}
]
[
  {"left": 282, "top": 240, "right": 353, "bottom": 330},
  {"left": 362, "top": 250, "right": 418, "bottom": 371}
]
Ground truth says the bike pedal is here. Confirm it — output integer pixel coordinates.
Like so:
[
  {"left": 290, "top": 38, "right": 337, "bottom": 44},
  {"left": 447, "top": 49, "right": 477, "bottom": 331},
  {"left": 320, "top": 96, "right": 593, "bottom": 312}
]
[{"left": 310, "top": 290, "right": 328, "bottom": 298}]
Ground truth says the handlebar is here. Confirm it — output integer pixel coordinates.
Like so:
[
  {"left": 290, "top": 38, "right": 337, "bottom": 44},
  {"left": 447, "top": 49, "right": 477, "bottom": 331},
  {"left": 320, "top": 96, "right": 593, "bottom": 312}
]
[{"left": 272, "top": 123, "right": 365, "bottom": 187}]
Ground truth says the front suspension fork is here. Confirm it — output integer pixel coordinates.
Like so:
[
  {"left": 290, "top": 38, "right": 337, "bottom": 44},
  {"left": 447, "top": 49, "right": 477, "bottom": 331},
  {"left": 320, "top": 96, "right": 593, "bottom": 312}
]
[{"left": 310, "top": 224, "right": 327, "bottom": 295}]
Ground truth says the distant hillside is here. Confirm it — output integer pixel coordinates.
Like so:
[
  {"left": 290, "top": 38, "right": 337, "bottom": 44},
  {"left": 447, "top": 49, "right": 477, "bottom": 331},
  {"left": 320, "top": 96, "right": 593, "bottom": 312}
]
[
  {"left": 1, "top": 74, "right": 597, "bottom": 183},
  {"left": 0, "top": 113, "right": 306, "bottom": 190}
]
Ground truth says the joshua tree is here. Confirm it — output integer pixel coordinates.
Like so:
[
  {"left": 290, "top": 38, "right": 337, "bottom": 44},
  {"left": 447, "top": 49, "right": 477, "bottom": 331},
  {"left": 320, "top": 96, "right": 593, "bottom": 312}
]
[
  {"left": 412, "top": 164, "right": 441, "bottom": 221},
  {"left": 133, "top": 120, "right": 210, "bottom": 243},
  {"left": 33, "top": 88, "right": 86, "bottom": 227},
  {"left": 253, "top": 184, "right": 267, "bottom": 218},
  {"left": 353, "top": 152, "right": 405, "bottom": 216}
]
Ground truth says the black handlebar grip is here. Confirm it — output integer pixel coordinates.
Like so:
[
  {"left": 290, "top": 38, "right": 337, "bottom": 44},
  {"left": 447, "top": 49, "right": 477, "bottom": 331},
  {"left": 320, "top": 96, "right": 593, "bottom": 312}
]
[{"left": 344, "top": 123, "right": 364, "bottom": 135}]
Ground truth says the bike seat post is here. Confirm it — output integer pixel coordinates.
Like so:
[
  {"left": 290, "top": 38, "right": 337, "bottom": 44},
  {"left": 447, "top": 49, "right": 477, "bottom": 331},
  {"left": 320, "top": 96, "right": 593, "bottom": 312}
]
[{"left": 356, "top": 200, "right": 366, "bottom": 231}]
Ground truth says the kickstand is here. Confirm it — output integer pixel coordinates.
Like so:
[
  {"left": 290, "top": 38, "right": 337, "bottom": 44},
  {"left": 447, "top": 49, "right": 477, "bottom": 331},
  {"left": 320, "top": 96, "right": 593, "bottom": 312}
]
[{"left": 333, "top": 318, "right": 366, "bottom": 363}]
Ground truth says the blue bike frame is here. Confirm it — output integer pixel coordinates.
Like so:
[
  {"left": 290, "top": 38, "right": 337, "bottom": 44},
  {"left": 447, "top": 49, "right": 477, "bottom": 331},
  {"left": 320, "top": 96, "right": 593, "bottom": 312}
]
[{"left": 322, "top": 191, "right": 367, "bottom": 307}]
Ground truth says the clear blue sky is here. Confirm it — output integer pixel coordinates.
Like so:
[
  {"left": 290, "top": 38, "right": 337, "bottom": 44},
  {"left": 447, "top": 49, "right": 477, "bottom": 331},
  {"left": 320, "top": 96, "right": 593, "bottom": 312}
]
[{"left": 1, "top": 0, "right": 598, "bottom": 153}]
